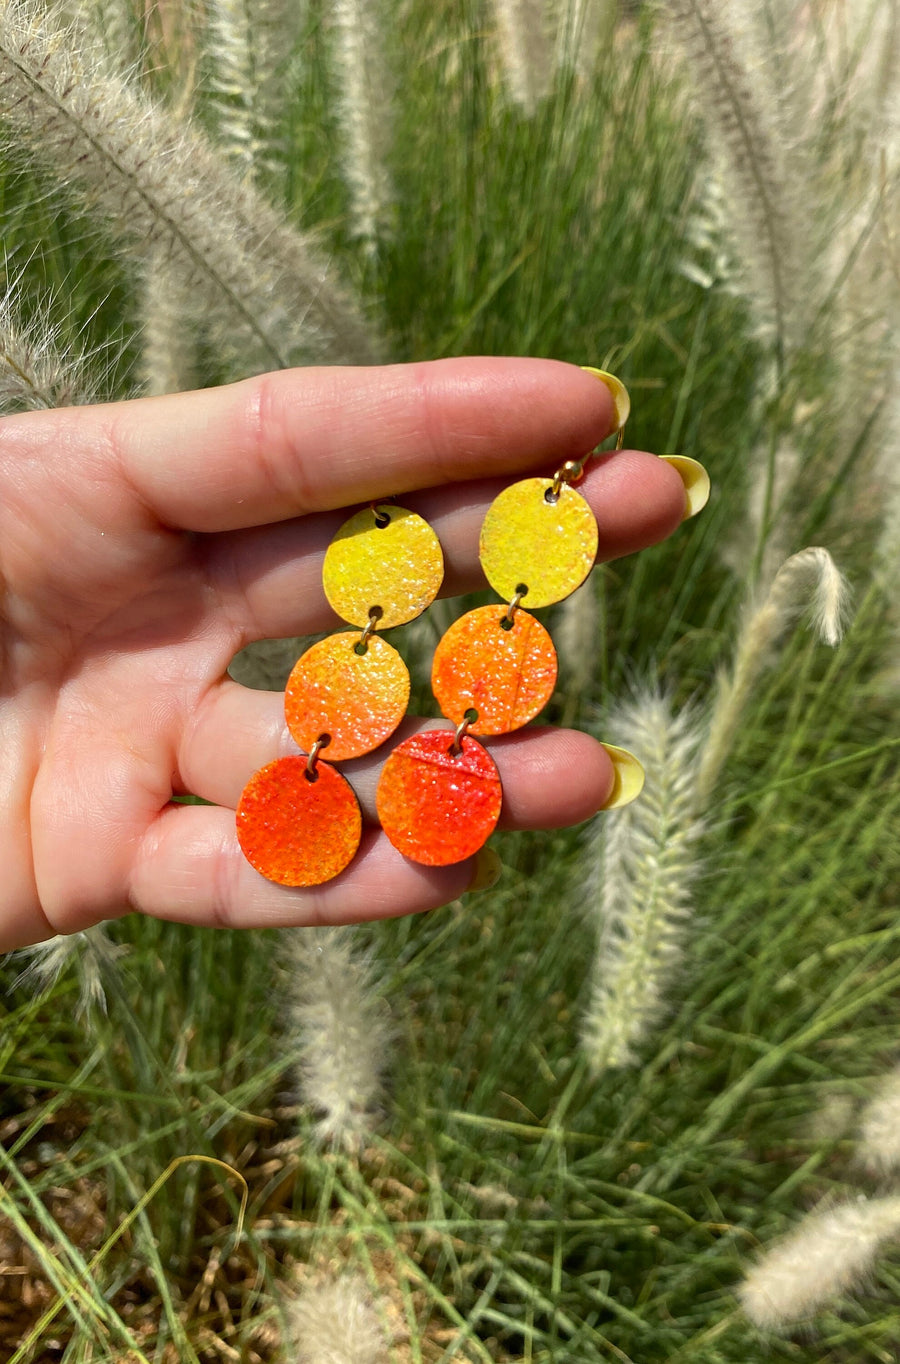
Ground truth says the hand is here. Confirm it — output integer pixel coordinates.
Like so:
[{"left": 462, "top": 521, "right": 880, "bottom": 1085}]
[{"left": 0, "top": 358, "right": 688, "bottom": 951}]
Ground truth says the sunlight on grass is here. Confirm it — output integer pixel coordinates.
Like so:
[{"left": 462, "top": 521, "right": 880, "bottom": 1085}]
[{"left": 1, "top": 1, "right": 899, "bottom": 1360}]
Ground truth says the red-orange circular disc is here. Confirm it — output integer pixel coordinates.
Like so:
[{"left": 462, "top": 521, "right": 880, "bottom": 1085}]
[
  {"left": 431, "top": 605, "right": 558, "bottom": 735},
  {"left": 237, "top": 756, "right": 362, "bottom": 887},
  {"left": 285, "top": 632, "right": 410, "bottom": 760},
  {"left": 376, "top": 730, "right": 502, "bottom": 866}
]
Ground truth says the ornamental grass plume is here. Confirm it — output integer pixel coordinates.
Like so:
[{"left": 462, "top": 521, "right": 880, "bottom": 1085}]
[
  {"left": 0, "top": 275, "right": 99, "bottom": 410},
  {"left": 553, "top": 0, "right": 614, "bottom": 79},
  {"left": 489, "top": 0, "right": 554, "bottom": 114},
  {"left": 668, "top": 1, "right": 900, "bottom": 556},
  {"left": 285, "top": 927, "right": 393, "bottom": 1150},
  {"left": 206, "top": 0, "right": 289, "bottom": 177},
  {"left": 659, "top": 0, "right": 807, "bottom": 361},
  {"left": 581, "top": 688, "right": 705, "bottom": 1072},
  {"left": 72, "top": 0, "right": 141, "bottom": 72},
  {"left": 286, "top": 1274, "right": 389, "bottom": 1364},
  {"left": 857, "top": 1065, "right": 900, "bottom": 1177},
  {"left": 329, "top": 0, "right": 394, "bottom": 251},
  {"left": 739, "top": 1196, "right": 900, "bottom": 1329},
  {"left": 695, "top": 547, "right": 850, "bottom": 808},
  {"left": 0, "top": 0, "right": 378, "bottom": 373},
  {"left": 139, "top": 249, "right": 199, "bottom": 396},
  {"left": 13, "top": 924, "right": 126, "bottom": 1016},
  {"left": 582, "top": 549, "right": 848, "bottom": 1073},
  {"left": 207, "top": 0, "right": 265, "bottom": 175}
]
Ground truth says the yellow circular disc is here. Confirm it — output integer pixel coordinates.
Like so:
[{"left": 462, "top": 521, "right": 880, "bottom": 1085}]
[
  {"left": 323, "top": 504, "right": 444, "bottom": 628},
  {"left": 285, "top": 631, "right": 410, "bottom": 760},
  {"left": 479, "top": 479, "right": 598, "bottom": 608}
]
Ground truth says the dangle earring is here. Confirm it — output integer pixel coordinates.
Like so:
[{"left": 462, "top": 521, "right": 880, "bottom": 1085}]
[
  {"left": 376, "top": 441, "right": 617, "bottom": 867},
  {"left": 236, "top": 502, "right": 444, "bottom": 886}
]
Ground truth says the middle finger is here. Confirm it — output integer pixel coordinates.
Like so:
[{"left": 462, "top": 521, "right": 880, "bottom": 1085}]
[{"left": 204, "top": 449, "right": 686, "bottom": 645}]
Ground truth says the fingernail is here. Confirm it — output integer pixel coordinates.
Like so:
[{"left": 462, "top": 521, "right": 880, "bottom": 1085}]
[
  {"left": 659, "top": 455, "right": 710, "bottom": 520},
  {"left": 599, "top": 744, "right": 645, "bottom": 809},
  {"left": 467, "top": 846, "right": 503, "bottom": 892},
  {"left": 581, "top": 367, "right": 631, "bottom": 433}
]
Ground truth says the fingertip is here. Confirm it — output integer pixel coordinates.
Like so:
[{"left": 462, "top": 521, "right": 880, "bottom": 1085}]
[
  {"left": 658, "top": 455, "right": 711, "bottom": 520},
  {"left": 490, "top": 727, "right": 617, "bottom": 829},
  {"left": 586, "top": 449, "right": 691, "bottom": 559}
]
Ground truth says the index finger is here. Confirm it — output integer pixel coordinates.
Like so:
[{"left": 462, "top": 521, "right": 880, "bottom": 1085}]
[{"left": 107, "top": 357, "right": 622, "bottom": 532}]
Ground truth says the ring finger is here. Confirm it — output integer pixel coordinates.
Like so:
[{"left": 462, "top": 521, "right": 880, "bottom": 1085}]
[
  {"left": 179, "top": 682, "right": 617, "bottom": 829},
  {"left": 205, "top": 449, "right": 687, "bottom": 646}
]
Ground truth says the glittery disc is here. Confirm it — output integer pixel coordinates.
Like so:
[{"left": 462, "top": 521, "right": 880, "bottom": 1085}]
[
  {"left": 431, "top": 605, "right": 558, "bottom": 735},
  {"left": 237, "top": 757, "right": 362, "bottom": 887},
  {"left": 479, "top": 478, "right": 598, "bottom": 607},
  {"left": 285, "top": 631, "right": 410, "bottom": 760},
  {"left": 323, "top": 504, "right": 444, "bottom": 628},
  {"left": 376, "top": 731, "right": 502, "bottom": 866}
]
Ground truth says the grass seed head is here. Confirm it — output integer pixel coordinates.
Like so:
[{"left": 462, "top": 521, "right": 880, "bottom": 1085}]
[{"left": 740, "top": 1196, "right": 900, "bottom": 1329}]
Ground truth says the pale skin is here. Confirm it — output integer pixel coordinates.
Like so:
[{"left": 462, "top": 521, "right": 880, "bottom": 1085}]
[{"left": 0, "top": 357, "right": 687, "bottom": 953}]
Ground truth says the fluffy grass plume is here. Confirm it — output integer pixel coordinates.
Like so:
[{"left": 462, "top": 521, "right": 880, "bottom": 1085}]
[
  {"left": 207, "top": 0, "right": 264, "bottom": 174},
  {"left": 205, "top": 0, "right": 291, "bottom": 176},
  {"left": 696, "top": 547, "right": 850, "bottom": 805},
  {"left": 138, "top": 248, "right": 199, "bottom": 396},
  {"left": 581, "top": 689, "right": 705, "bottom": 1071},
  {"left": 489, "top": 0, "right": 554, "bottom": 113},
  {"left": 286, "top": 927, "right": 393, "bottom": 1150},
  {"left": 70, "top": 0, "right": 141, "bottom": 72},
  {"left": 0, "top": 0, "right": 377, "bottom": 372},
  {"left": 553, "top": 0, "right": 614, "bottom": 79},
  {"left": 286, "top": 1274, "right": 389, "bottom": 1363},
  {"left": 670, "top": 2, "right": 900, "bottom": 563},
  {"left": 740, "top": 1197, "right": 900, "bottom": 1329},
  {"left": 659, "top": 0, "right": 804, "bottom": 360},
  {"left": 329, "top": 0, "right": 394, "bottom": 250},
  {"left": 858, "top": 1065, "right": 900, "bottom": 1177},
  {"left": 2, "top": 2, "right": 900, "bottom": 1359},
  {"left": 12, "top": 924, "right": 125, "bottom": 1016},
  {"left": 0, "top": 274, "right": 98, "bottom": 409}
]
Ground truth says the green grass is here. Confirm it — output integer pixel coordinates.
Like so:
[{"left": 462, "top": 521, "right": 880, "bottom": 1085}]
[{"left": 1, "top": 1, "right": 899, "bottom": 1360}]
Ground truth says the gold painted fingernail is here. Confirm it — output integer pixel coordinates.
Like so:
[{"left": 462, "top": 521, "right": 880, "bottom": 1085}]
[
  {"left": 467, "top": 846, "right": 503, "bottom": 892},
  {"left": 581, "top": 366, "right": 631, "bottom": 433},
  {"left": 599, "top": 744, "right": 645, "bottom": 809},
  {"left": 659, "top": 455, "right": 710, "bottom": 520}
]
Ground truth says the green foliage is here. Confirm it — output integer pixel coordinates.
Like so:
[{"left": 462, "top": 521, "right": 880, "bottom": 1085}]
[{"left": 1, "top": 1, "right": 899, "bottom": 1360}]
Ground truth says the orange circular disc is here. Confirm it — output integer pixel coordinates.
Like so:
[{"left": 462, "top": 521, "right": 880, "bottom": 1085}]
[
  {"left": 323, "top": 504, "right": 444, "bottom": 628},
  {"left": 237, "top": 757, "right": 362, "bottom": 887},
  {"left": 376, "top": 731, "right": 502, "bottom": 866},
  {"left": 285, "top": 632, "right": 410, "bottom": 760},
  {"left": 431, "top": 605, "right": 558, "bottom": 736},
  {"left": 479, "top": 478, "right": 598, "bottom": 607}
]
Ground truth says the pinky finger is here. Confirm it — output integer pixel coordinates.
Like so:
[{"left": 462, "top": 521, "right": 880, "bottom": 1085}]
[{"left": 127, "top": 804, "right": 479, "bottom": 930}]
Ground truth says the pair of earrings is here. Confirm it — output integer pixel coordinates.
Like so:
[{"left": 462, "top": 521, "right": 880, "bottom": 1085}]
[{"left": 236, "top": 412, "right": 624, "bottom": 887}]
